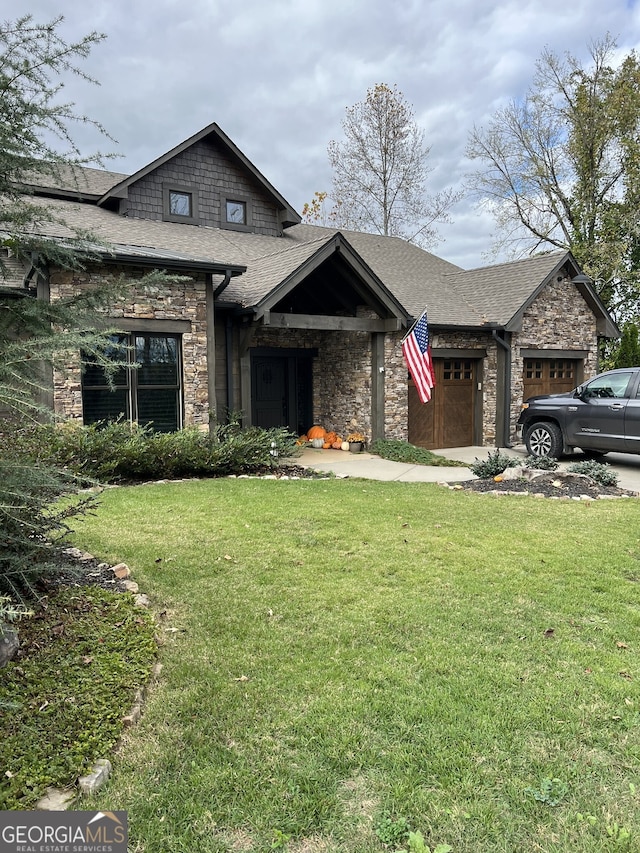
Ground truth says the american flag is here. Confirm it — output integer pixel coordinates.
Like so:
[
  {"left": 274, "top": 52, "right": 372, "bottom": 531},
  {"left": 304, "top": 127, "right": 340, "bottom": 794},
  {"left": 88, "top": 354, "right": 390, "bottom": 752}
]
[{"left": 402, "top": 310, "right": 435, "bottom": 403}]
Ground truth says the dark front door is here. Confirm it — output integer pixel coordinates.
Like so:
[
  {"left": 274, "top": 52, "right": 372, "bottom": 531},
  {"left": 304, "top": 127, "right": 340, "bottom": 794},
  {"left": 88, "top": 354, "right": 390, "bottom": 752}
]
[{"left": 251, "top": 352, "right": 312, "bottom": 435}]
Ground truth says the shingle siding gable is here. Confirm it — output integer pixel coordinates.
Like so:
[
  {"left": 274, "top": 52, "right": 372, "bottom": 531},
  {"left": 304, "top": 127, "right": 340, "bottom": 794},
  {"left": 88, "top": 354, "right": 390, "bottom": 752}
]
[{"left": 125, "top": 139, "right": 284, "bottom": 236}]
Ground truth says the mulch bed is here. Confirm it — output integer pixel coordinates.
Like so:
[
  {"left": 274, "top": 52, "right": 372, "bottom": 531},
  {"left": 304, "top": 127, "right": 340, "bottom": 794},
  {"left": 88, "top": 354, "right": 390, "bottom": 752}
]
[{"left": 456, "top": 472, "right": 638, "bottom": 499}]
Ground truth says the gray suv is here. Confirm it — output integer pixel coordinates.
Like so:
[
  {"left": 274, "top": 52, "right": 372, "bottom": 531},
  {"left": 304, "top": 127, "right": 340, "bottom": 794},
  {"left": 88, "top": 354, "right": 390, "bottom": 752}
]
[{"left": 516, "top": 367, "right": 640, "bottom": 458}]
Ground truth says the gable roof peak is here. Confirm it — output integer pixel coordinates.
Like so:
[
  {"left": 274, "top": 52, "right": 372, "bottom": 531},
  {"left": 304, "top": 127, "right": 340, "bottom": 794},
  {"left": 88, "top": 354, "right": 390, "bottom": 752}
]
[{"left": 97, "top": 120, "right": 301, "bottom": 226}]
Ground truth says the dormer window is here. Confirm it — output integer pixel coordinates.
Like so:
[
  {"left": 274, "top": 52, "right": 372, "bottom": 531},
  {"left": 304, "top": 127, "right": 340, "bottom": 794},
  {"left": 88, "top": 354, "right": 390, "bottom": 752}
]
[
  {"left": 222, "top": 194, "right": 251, "bottom": 231},
  {"left": 170, "top": 191, "right": 192, "bottom": 217},
  {"left": 226, "top": 199, "right": 246, "bottom": 225},
  {"left": 163, "top": 184, "right": 199, "bottom": 224}
]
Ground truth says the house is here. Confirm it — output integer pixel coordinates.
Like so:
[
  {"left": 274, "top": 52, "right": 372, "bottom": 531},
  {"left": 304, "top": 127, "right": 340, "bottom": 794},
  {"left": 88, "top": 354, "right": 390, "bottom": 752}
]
[{"left": 2, "top": 122, "right": 618, "bottom": 448}]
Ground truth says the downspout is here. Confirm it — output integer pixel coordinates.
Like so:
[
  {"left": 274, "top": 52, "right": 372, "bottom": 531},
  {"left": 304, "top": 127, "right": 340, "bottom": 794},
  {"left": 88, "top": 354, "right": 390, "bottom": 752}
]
[
  {"left": 26, "top": 254, "right": 54, "bottom": 412},
  {"left": 23, "top": 252, "right": 44, "bottom": 293},
  {"left": 492, "top": 329, "right": 512, "bottom": 448},
  {"left": 225, "top": 315, "right": 234, "bottom": 417}
]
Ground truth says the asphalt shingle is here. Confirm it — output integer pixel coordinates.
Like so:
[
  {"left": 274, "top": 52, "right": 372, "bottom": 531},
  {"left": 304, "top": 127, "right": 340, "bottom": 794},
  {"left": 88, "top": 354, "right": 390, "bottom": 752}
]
[{"left": 16, "top": 186, "right": 577, "bottom": 330}]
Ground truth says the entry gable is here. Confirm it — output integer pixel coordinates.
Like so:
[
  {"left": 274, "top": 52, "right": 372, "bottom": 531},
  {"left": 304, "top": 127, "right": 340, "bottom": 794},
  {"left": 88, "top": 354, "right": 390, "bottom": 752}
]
[{"left": 239, "top": 233, "right": 409, "bottom": 332}]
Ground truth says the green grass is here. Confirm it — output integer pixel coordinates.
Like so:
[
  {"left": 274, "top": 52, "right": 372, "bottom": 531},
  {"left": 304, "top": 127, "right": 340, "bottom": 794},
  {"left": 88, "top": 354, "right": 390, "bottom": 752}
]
[
  {"left": 370, "top": 439, "right": 466, "bottom": 466},
  {"left": 0, "top": 586, "right": 157, "bottom": 809},
  {"left": 19, "top": 479, "right": 640, "bottom": 850}
]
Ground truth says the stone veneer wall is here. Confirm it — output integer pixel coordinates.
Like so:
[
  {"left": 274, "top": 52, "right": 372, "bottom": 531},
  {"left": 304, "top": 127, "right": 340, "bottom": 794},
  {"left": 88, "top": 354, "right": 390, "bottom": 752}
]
[
  {"left": 383, "top": 332, "right": 410, "bottom": 440},
  {"left": 251, "top": 324, "right": 373, "bottom": 438},
  {"left": 510, "top": 277, "right": 598, "bottom": 442},
  {"left": 385, "top": 330, "right": 498, "bottom": 445},
  {"left": 125, "top": 140, "right": 283, "bottom": 237},
  {"left": 49, "top": 265, "right": 211, "bottom": 427}
]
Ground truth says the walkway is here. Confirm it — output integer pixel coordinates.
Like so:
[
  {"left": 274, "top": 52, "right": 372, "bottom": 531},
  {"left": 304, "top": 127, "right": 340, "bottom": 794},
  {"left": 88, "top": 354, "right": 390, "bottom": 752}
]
[{"left": 293, "top": 444, "right": 640, "bottom": 492}]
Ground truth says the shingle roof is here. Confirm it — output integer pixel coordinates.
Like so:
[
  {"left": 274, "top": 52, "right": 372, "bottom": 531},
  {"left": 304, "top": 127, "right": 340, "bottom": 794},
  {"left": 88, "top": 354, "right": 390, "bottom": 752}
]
[
  {"left": 445, "top": 252, "right": 571, "bottom": 327},
  {"left": 24, "top": 164, "right": 129, "bottom": 198},
  {"left": 17, "top": 190, "right": 613, "bottom": 333}
]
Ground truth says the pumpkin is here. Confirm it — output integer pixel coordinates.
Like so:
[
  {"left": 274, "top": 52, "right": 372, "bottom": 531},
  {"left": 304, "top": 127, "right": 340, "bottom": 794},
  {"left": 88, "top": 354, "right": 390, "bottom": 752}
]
[
  {"left": 307, "top": 425, "right": 326, "bottom": 440},
  {"left": 322, "top": 441, "right": 332, "bottom": 449},
  {"left": 325, "top": 431, "right": 338, "bottom": 445},
  {"left": 331, "top": 440, "right": 343, "bottom": 450},
  {"left": 341, "top": 441, "right": 350, "bottom": 451}
]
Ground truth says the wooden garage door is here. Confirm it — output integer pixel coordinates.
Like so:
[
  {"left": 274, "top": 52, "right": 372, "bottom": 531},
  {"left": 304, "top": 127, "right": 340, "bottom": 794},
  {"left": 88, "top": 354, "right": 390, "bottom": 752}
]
[
  {"left": 408, "top": 358, "right": 476, "bottom": 449},
  {"left": 523, "top": 358, "right": 579, "bottom": 399}
]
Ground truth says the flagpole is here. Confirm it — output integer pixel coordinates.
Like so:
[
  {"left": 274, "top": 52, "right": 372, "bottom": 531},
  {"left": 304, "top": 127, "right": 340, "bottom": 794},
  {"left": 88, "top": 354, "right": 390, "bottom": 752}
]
[{"left": 401, "top": 309, "right": 427, "bottom": 344}]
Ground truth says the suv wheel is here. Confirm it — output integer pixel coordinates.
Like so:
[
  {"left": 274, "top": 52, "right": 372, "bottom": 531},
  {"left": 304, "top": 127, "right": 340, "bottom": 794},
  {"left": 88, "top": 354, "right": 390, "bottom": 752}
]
[{"left": 525, "top": 422, "right": 563, "bottom": 458}]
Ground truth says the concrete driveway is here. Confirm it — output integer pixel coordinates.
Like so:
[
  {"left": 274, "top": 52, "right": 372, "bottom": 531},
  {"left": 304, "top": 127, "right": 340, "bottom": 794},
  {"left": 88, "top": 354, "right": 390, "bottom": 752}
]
[{"left": 294, "top": 444, "right": 640, "bottom": 492}]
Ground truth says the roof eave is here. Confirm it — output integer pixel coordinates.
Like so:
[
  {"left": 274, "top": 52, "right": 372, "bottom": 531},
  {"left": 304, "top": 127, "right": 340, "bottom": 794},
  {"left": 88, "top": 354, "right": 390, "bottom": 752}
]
[{"left": 99, "top": 250, "right": 246, "bottom": 275}]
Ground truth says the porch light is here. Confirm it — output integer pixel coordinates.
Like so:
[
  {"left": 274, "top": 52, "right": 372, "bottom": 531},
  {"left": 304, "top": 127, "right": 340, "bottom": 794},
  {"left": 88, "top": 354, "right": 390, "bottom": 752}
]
[{"left": 571, "top": 273, "right": 593, "bottom": 286}]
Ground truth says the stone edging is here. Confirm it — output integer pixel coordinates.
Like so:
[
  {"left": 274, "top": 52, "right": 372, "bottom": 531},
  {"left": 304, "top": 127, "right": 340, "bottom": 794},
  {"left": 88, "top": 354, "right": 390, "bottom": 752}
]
[{"left": 440, "top": 482, "right": 638, "bottom": 499}]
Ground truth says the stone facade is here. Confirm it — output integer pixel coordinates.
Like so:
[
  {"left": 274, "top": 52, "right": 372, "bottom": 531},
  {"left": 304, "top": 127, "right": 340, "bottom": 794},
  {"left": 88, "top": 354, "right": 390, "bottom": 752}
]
[
  {"left": 384, "top": 333, "right": 410, "bottom": 441},
  {"left": 34, "top": 265, "right": 604, "bottom": 448},
  {"left": 49, "top": 265, "right": 211, "bottom": 427},
  {"left": 510, "top": 277, "right": 598, "bottom": 441},
  {"left": 249, "top": 324, "right": 373, "bottom": 439}
]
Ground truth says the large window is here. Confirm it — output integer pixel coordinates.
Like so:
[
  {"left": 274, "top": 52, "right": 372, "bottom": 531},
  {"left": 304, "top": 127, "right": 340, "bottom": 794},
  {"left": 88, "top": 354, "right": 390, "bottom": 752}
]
[{"left": 82, "top": 333, "right": 183, "bottom": 432}]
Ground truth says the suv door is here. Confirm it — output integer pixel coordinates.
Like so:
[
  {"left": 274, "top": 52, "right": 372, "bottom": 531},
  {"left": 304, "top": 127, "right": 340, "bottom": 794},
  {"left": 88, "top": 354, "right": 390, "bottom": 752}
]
[
  {"left": 624, "top": 373, "right": 640, "bottom": 453},
  {"left": 566, "top": 371, "right": 635, "bottom": 452}
]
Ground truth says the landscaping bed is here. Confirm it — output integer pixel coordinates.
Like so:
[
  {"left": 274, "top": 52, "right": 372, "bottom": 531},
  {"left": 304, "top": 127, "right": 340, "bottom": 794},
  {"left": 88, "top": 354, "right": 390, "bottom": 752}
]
[{"left": 459, "top": 470, "right": 639, "bottom": 499}]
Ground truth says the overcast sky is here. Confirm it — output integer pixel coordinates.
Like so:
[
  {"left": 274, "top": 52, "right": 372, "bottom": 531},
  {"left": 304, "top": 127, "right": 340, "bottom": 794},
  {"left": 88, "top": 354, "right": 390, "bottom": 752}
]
[{"left": 8, "top": 0, "right": 640, "bottom": 269}]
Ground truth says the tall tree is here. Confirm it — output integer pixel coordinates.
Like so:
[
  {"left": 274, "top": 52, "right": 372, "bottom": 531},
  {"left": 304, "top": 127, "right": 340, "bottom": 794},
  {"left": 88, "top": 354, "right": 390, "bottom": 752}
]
[
  {"left": 325, "top": 83, "right": 459, "bottom": 248},
  {"left": 0, "top": 16, "right": 176, "bottom": 601},
  {"left": 466, "top": 36, "right": 640, "bottom": 322},
  {"left": 0, "top": 14, "right": 114, "bottom": 272}
]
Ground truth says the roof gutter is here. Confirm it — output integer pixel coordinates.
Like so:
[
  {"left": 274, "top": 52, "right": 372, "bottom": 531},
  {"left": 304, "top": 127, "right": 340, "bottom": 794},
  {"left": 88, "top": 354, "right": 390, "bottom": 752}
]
[{"left": 98, "top": 252, "right": 246, "bottom": 275}]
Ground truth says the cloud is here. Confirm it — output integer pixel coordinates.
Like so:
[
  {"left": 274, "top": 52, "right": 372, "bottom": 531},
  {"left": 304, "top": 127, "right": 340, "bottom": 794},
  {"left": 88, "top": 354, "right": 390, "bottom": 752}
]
[{"left": 15, "top": 0, "right": 640, "bottom": 268}]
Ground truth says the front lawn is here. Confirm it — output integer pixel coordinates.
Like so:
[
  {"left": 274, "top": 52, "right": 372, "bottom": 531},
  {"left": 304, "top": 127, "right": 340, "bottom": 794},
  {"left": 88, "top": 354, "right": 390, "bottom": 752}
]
[{"left": 67, "top": 480, "right": 640, "bottom": 850}]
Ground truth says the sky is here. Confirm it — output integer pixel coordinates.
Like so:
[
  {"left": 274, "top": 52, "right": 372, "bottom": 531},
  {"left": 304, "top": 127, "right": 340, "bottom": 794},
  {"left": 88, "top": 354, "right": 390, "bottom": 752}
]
[{"left": 8, "top": 0, "right": 640, "bottom": 269}]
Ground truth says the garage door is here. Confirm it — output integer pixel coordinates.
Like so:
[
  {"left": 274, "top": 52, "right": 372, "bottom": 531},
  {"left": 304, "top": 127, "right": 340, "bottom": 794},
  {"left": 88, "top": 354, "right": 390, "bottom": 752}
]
[
  {"left": 408, "top": 358, "right": 476, "bottom": 449},
  {"left": 523, "top": 358, "right": 580, "bottom": 399}
]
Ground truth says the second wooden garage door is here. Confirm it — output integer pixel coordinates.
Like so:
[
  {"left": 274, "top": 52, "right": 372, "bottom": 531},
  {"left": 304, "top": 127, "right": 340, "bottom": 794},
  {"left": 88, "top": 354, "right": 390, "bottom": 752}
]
[
  {"left": 408, "top": 358, "right": 476, "bottom": 449},
  {"left": 522, "top": 358, "right": 580, "bottom": 399}
]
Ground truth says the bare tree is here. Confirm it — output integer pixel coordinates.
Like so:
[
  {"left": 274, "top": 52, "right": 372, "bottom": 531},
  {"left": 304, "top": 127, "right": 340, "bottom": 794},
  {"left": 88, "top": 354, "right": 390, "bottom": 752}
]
[
  {"left": 466, "top": 35, "right": 640, "bottom": 321},
  {"left": 325, "top": 83, "right": 459, "bottom": 248}
]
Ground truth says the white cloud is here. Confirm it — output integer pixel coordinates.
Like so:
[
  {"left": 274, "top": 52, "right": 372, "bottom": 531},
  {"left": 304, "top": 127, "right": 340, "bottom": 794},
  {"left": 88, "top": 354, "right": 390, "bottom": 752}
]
[{"left": 12, "top": 0, "right": 640, "bottom": 267}]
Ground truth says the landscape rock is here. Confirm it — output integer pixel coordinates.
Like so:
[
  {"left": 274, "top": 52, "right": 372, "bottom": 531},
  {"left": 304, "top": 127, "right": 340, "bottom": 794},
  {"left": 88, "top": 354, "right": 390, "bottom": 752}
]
[
  {"left": 112, "top": 563, "right": 131, "bottom": 579},
  {"left": 36, "top": 786, "right": 76, "bottom": 811},
  {"left": 0, "top": 627, "right": 19, "bottom": 668},
  {"left": 78, "top": 759, "right": 112, "bottom": 795}
]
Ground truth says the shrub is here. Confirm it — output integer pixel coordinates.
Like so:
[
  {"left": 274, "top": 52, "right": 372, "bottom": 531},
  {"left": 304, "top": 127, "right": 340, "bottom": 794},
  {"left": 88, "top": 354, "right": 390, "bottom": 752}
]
[
  {"left": 0, "top": 451, "right": 97, "bottom": 598},
  {"left": 566, "top": 459, "right": 619, "bottom": 487},
  {"left": 523, "top": 454, "right": 560, "bottom": 471},
  {"left": 12, "top": 418, "right": 300, "bottom": 484},
  {"left": 469, "top": 449, "right": 520, "bottom": 479}
]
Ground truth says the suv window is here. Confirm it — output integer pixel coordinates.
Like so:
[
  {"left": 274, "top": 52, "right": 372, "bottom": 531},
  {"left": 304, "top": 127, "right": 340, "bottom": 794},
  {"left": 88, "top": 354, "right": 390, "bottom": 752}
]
[{"left": 582, "top": 372, "right": 633, "bottom": 400}]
